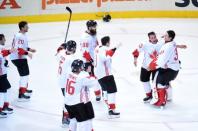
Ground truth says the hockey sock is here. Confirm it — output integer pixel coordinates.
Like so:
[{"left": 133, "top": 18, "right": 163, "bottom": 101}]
[
  {"left": 63, "top": 111, "right": 69, "bottom": 118},
  {"left": 3, "top": 102, "right": 9, "bottom": 109},
  {"left": 19, "top": 87, "right": 26, "bottom": 94},
  {"left": 19, "top": 76, "right": 29, "bottom": 88},
  {"left": 143, "top": 82, "right": 152, "bottom": 95},
  {"left": 108, "top": 93, "right": 116, "bottom": 110},
  {"left": 0, "top": 93, "right": 4, "bottom": 110},
  {"left": 69, "top": 118, "right": 77, "bottom": 131},
  {"left": 4, "top": 89, "right": 10, "bottom": 108},
  {"left": 153, "top": 85, "right": 167, "bottom": 106},
  {"left": 94, "top": 90, "right": 101, "bottom": 97},
  {"left": 77, "top": 120, "right": 92, "bottom": 131},
  {"left": 166, "top": 85, "right": 172, "bottom": 101},
  {"left": 103, "top": 91, "right": 108, "bottom": 104}
]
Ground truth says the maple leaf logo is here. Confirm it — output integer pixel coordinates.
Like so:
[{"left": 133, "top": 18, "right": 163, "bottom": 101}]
[{"left": 149, "top": 50, "right": 158, "bottom": 59}]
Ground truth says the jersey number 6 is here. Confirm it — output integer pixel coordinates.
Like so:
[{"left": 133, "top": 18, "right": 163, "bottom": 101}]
[{"left": 66, "top": 79, "right": 75, "bottom": 95}]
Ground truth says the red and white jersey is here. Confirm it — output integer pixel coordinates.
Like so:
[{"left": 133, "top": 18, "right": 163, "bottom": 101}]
[
  {"left": 0, "top": 45, "right": 4, "bottom": 50},
  {"left": 156, "top": 41, "right": 180, "bottom": 71},
  {"left": 0, "top": 54, "right": 7, "bottom": 75},
  {"left": 10, "top": 32, "right": 29, "bottom": 60},
  {"left": 0, "top": 45, "right": 11, "bottom": 75},
  {"left": 94, "top": 46, "right": 112, "bottom": 79},
  {"left": 80, "top": 31, "right": 98, "bottom": 62},
  {"left": 57, "top": 49, "right": 77, "bottom": 88},
  {"left": 64, "top": 71, "right": 98, "bottom": 105},
  {"left": 134, "top": 42, "right": 163, "bottom": 69}
]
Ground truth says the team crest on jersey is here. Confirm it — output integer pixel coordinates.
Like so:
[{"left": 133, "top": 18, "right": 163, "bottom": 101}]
[{"left": 149, "top": 50, "right": 158, "bottom": 59}]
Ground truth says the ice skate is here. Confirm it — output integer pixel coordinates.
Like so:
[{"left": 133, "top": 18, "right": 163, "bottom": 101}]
[
  {"left": 108, "top": 110, "right": 120, "bottom": 119},
  {"left": 3, "top": 107, "right": 13, "bottom": 114},
  {"left": 18, "top": 93, "right": 30, "bottom": 102},
  {"left": 0, "top": 111, "right": 7, "bottom": 118}
]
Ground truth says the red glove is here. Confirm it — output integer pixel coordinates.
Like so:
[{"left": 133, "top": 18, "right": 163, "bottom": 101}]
[
  {"left": 106, "top": 48, "right": 116, "bottom": 57},
  {"left": 132, "top": 49, "right": 139, "bottom": 58},
  {"left": 57, "top": 43, "right": 67, "bottom": 53},
  {"left": 18, "top": 48, "right": 28, "bottom": 55},
  {"left": 1, "top": 50, "right": 10, "bottom": 57},
  {"left": 57, "top": 46, "right": 63, "bottom": 53}
]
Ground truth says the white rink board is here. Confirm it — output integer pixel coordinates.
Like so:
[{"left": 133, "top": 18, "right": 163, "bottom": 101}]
[{"left": 0, "top": 0, "right": 198, "bottom": 16}]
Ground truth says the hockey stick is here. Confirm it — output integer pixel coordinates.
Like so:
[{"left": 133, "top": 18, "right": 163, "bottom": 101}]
[
  {"left": 150, "top": 71, "right": 159, "bottom": 105},
  {"left": 64, "top": 6, "right": 72, "bottom": 43},
  {"left": 55, "top": 7, "right": 72, "bottom": 56}
]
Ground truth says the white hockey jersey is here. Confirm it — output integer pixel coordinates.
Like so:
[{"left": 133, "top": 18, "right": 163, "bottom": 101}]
[
  {"left": 0, "top": 45, "right": 9, "bottom": 75},
  {"left": 80, "top": 31, "right": 98, "bottom": 62},
  {"left": 10, "top": 32, "right": 29, "bottom": 60},
  {"left": 94, "top": 46, "right": 112, "bottom": 79},
  {"left": 64, "top": 71, "right": 98, "bottom": 105},
  {"left": 0, "top": 45, "right": 4, "bottom": 50},
  {"left": 56, "top": 49, "right": 77, "bottom": 88},
  {"left": 156, "top": 41, "right": 180, "bottom": 71},
  {"left": 0, "top": 54, "right": 7, "bottom": 76},
  {"left": 135, "top": 42, "right": 163, "bottom": 69}
]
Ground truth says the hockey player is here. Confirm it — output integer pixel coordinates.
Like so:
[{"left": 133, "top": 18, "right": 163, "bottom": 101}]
[
  {"left": 10, "top": 21, "right": 36, "bottom": 101},
  {"left": 57, "top": 40, "right": 77, "bottom": 97},
  {"left": 132, "top": 32, "right": 162, "bottom": 102},
  {"left": 0, "top": 34, "right": 14, "bottom": 118},
  {"left": 80, "top": 20, "right": 101, "bottom": 101},
  {"left": 94, "top": 36, "right": 120, "bottom": 118},
  {"left": 149, "top": 30, "right": 180, "bottom": 107},
  {"left": 64, "top": 59, "right": 98, "bottom": 131},
  {"left": 132, "top": 32, "right": 187, "bottom": 102},
  {"left": 56, "top": 40, "right": 77, "bottom": 127}
]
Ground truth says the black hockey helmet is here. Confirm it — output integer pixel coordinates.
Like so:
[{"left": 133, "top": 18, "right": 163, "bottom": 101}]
[
  {"left": 103, "top": 14, "right": 111, "bottom": 22},
  {"left": 101, "top": 36, "right": 110, "bottom": 46},
  {"left": 66, "top": 40, "right": 76, "bottom": 52},
  {"left": 86, "top": 20, "right": 97, "bottom": 28},
  {"left": 71, "top": 59, "right": 84, "bottom": 73}
]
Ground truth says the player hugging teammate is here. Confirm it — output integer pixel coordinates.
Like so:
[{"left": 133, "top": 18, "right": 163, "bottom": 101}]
[{"left": 132, "top": 30, "right": 186, "bottom": 108}]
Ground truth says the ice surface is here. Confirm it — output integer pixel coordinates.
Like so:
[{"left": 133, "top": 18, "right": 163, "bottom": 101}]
[{"left": 0, "top": 18, "right": 198, "bottom": 131}]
